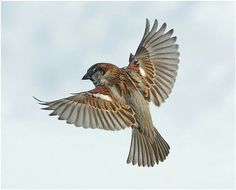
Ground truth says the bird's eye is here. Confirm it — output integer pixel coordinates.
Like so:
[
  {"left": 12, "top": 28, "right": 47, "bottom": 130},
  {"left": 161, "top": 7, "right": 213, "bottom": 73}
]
[{"left": 92, "top": 68, "right": 97, "bottom": 73}]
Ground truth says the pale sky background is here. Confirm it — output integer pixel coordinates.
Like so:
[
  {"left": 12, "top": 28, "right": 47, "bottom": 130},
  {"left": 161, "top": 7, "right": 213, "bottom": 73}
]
[{"left": 1, "top": 1, "right": 235, "bottom": 189}]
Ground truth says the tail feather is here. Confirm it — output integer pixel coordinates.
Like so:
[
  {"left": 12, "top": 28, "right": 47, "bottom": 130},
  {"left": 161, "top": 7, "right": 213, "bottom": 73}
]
[{"left": 127, "top": 127, "right": 170, "bottom": 167}]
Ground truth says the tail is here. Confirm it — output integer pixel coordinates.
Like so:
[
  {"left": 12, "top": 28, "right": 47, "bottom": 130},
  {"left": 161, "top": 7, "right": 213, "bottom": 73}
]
[{"left": 127, "top": 127, "right": 170, "bottom": 167}]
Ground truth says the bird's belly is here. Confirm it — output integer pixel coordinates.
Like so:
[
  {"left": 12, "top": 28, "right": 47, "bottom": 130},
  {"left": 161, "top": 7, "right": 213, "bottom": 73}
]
[
  {"left": 128, "top": 90, "right": 153, "bottom": 129},
  {"left": 109, "top": 84, "right": 153, "bottom": 130}
]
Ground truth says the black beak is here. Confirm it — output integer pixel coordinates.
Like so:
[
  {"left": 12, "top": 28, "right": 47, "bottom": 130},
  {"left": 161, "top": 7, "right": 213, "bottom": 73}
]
[{"left": 82, "top": 70, "right": 92, "bottom": 80}]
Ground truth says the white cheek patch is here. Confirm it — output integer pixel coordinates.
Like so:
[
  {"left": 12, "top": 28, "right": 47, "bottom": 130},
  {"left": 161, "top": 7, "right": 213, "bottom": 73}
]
[
  {"left": 139, "top": 67, "right": 146, "bottom": 77},
  {"left": 93, "top": 93, "right": 113, "bottom": 102}
]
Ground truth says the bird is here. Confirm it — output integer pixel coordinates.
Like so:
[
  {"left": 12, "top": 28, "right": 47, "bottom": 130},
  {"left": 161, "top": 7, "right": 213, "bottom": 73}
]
[{"left": 34, "top": 18, "right": 179, "bottom": 167}]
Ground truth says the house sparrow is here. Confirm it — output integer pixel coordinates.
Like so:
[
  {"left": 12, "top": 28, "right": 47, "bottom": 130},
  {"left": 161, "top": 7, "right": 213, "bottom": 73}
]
[{"left": 35, "top": 19, "right": 179, "bottom": 167}]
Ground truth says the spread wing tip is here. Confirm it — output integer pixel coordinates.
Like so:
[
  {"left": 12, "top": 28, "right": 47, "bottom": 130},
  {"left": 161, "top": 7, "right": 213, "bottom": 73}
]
[{"left": 33, "top": 96, "right": 48, "bottom": 105}]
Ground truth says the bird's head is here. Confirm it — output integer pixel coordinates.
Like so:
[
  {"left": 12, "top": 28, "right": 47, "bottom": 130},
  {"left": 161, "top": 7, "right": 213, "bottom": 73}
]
[{"left": 82, "top": 63, "right": 118, "bottom": 86}]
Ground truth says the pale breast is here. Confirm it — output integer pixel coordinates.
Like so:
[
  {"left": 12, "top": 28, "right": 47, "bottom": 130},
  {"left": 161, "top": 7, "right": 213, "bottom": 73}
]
[{"left": 109, "top": 85, "right": 127, "bottom": 104}]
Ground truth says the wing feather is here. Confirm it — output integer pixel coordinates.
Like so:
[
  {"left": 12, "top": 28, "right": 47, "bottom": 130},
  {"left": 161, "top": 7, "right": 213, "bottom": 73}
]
[
  {"left": 35, "top": 86, "right": 136, "bottom": 130},
  {"left": 127, "top": 19, "right": 179, "bottom": 106}
]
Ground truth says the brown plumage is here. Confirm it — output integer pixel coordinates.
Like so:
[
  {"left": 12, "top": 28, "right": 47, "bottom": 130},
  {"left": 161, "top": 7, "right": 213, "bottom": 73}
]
[{"left": 34, "top": 19, "right": 179, "bottom": 167}]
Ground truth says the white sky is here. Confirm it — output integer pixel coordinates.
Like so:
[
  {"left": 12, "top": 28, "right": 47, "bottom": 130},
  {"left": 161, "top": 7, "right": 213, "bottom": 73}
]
[{"left": 2, "top": 1, "right": 235, "bottom": 189}]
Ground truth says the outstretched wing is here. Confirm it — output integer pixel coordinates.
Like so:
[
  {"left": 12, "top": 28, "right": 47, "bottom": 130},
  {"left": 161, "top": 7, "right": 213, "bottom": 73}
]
[
  {"left": 35, "top": 86, "right": 137, "bottom": 130},
  {"left": 127, "top": 19, "right": 179, "bottom": 106}
]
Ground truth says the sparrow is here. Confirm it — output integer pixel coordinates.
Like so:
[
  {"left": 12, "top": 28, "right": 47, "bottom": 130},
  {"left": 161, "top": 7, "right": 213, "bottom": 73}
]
[{"left": 34, "top": 19, "right": 179, "bottom": 167}]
